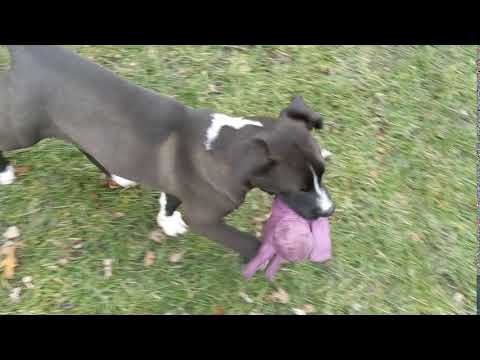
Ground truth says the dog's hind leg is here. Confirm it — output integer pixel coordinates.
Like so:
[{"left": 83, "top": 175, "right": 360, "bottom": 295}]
[
  {"left": 0, "top": 152, "right": 15, "bottom": 185},
  {"left": 157, "top": 192, "right": 188, "bottom": 236},
  {"left": 80, "top": 150, "right": 137, "bottom": 188}
]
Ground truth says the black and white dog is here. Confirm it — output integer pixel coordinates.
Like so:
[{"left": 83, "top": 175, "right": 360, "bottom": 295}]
[{"left": 0, "top": 46, "right": 334, "bottom": 262}]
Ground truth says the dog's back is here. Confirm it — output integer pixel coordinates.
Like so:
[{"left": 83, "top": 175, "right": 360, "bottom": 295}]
[{"left": 1, "top": 46, "right": 192, "bottom": 187}]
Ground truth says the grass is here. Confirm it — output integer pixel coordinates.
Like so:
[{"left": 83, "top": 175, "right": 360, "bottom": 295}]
[{"left": 0, "top": 45, "right": 476, "bottom": 314}]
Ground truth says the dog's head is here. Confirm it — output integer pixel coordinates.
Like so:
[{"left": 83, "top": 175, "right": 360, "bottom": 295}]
[{"left": 242, "top": 96, "right": 334, "bottom": 220}]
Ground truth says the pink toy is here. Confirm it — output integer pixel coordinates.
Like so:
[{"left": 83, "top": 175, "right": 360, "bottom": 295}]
[{"left": 243, "top": 197, "right": 331, "bottom": 281}]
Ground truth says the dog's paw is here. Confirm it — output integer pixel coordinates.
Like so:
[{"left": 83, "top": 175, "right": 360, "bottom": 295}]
[
  {"left": 321, "top": 149, "right": 333, "bottom": 160},
  {"left": 111, "top": 175, "right": 137, "bottom": 188},
  {"left": 157, "top": 211, "right": 188, "bottom": 237},
  {"left": 0, "top": 165, "right": 16, "bottom": 185}
]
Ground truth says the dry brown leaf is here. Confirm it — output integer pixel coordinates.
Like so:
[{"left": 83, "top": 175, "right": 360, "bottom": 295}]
[
  {"left": 453, "top": 292, "right": 464, "bottom": 307},
  {"left": 104, "top": 178, "right": 121, "bottom": 189},
  {"left": 58, "top": 257, "right": 69, "bottom": 266},
  {"left": 213, "top": 305, "right": 225, "bottom": 315},
  {"left": 144, "top": 251, "right": 156, "bottom": 267},
  {"left": 292, "top": 308, "right": 307, "bottom": 315},
  {"left": 239, "top": 292, "right": 254, "bottom": 304},
  {"left": 3, "top": 226, "right": 20, "bottom": 240},
  {"left": 112, "top": 212, "right": 125, "bottom": 219},
  {"left": 207, "top": 83, "right": 222, "bottom": 94},
  {"left": 303, "top": 304, "right": 316, "bottom": 314},
  {"left": 409, "top": 232, "right": 422, "bottom": 242},
  {"left": 103, "top": 259, "right": 113, "bottom": 278},
  {"left": 72, "top": 240, "right": 84, "bottom": 249},
  {"left": 9, "top": 287, "right": 21, "bottom": 303},
  {"left": 15, "top": 165, "right": 32, "bottom": 176},
  {"left": 272, "top": 50, "right": 291, "bottom": 64},
  {"left": 22, "top": 276, "right": 34, "bottom": 289},
  {"left": 249, "top": 311, "right": 264, "bottom": 315},
  {"left": 269, "top": 288, "right": 289, "bottom": 304},
  {"left": 169, "top": 251, "right": 184, "bottom": 263},
  {"left": 369, "top": 169, "right": 379, "bottom": 178},
  {"left": 149, "top": 229, "right": 166, "bottom": 244},
  {"left": 0, "top": 242, "right": 17, "bottom": 279},
  {"left": 253, "top": 216, "right": 265, "bottom": 225},
  {"left": 351, "top": 303, "right": 363, "bottom": 312}
]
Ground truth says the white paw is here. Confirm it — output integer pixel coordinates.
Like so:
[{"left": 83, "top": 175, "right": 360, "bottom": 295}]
[
  {"left": 321, "top": 149, "right": 333, "bottom": 160},
  {"left": 0, "top": 165, "right": 15, "bottom": 185},
  {"left": 111, "top": 175, "right": 137, "bottom": 188},
  {"left": 157, "top": 211, "right": 188, "bottom": 237}
]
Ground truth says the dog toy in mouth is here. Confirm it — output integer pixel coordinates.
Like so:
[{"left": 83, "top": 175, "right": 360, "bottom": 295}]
[{"left": 243, "top": 197, "right": 331, "bottom": 281}]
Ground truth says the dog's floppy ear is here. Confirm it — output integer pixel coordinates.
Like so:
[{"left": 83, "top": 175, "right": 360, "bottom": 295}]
[{"left": 280, "top": 96, "right": 323, "bottom": 130}]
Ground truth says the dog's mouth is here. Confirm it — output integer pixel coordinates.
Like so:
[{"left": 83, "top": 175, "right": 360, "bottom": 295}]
[{"left": 278, "top": 191, "right": 335, "bottom": 220}]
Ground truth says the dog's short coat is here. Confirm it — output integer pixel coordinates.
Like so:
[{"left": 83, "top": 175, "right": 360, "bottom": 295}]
[{"left": 0, "top": 46, "right": 334, "bottom": 262}]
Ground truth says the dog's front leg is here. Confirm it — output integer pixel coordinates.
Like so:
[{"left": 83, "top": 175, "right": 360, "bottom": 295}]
[{"left": 189, "top": 221, "right": 261, "bottom": 262}]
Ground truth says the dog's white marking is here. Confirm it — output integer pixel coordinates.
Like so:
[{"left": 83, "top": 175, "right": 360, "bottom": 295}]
[
  {"left": 111, "top": 175, "right": 137, "bottom": 188},
  {"left": 310, "top": 166, "right": 333, "bottom": 213},
  {"left": 157, "top": 193, "right": 188, "bottom": 236},
  {"left": 321, "top": 149, "right": 333, "bottom": 159},
  {"left": 0, "top": 165, "right": 15, "bottom": 185},
  {"left": 205, "top": 113, "right": 263, "bottom": 151}
]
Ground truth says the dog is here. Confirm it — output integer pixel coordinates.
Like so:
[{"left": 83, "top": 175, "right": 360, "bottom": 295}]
[{"left": 0, "top": 45, "right": 334, "bottom": 262}]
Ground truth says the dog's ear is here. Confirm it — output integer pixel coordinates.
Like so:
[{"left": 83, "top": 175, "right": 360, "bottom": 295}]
[{"left": 280, "top": 96, "right": 323, "bottom": 130}]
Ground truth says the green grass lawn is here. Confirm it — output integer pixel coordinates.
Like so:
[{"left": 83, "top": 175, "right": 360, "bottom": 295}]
[{"left": 0, "top": 45, "right": 476, "bottom": 314}]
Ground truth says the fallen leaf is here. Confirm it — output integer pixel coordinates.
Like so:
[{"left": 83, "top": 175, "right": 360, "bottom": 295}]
[
  {"left": 104, "top": 178, "right": 121, "bottom": 189},
  {"left": 303, "top": 304, "right": 316, "bottom": 314},
  {"left": 3, "top": 226, "right": 20, "bottom": 240},
  {"left": 22, "top": 276, "right": 34, "bottom": 289},
  {"left": 409, "top": 232, "right": 422, "bottom": 242},
  {"left": 213, "top": 305, "right": 225, "bottom": 315},
  {"left": 112, "top": 212, "right": 125, "bottom": 219},
  {"left": 272, "top": 50, "right": 291, "bottom": 64},
  {"left": 144, "top": 251, "right": 156, "bottom": 267},
  {"left": 239, "top": 292, "right": 254, "bottom": 304},
  {"left": 269, "top": 288, "right": 289, "bottom": 304},
  {"left": 351, "top": 303, "right": 363, "bottom": 312},
  {"left": 103, "top": 259, "right": 113, "bottom": 278},
  {"left": 72, "top": 240, "right": 84, "bottom": 249},
  {"left": 14, "top": 165, "right": 32, "bottom": 176},
  {"left": 149, "top": 229, "right": 166, "bottom": 244},
  {"left": 292, "top": 308, "right": 307, "bottom": 315},
  {"left": 253, "top": 216, "right": 263, "bottom": 223},
  {"left": 0, "top": 242, "right": 17, "bottom": 279},
  {"left": 58, "top": 257, "right": 69, "bottom": 266},
  {"left": 169, "top": 251, "right": 184, "bottom": 263},
  {"left": 207, "top": 83, "right": 222, "bottom": 94},
  {"left": 249, "top": 311, "right": 264, "bottom": 315},
  {"left": 319, "top": 67, "right": 333, "bottom": 75},
  {"left": 453, "top": 292, "right": 464, "bottom": 306},
  {"left": 369, "top": 169, "right": 378, "bottom": 178},
  {"left": 58, "top": 303, "right": 74, "bottom": 310},
  {"left": 90, "top": 192, "right": 98, "bottom": 201},
  {"left": 9, "top": 287, "right": 21, "bottom": 303}
]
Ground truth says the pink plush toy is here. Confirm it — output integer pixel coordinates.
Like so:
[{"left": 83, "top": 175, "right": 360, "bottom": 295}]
[{"left": 243, "top": 197, "right": 331, "bottom": 281}]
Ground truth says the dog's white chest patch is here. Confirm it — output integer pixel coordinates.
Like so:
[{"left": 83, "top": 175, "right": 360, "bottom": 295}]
[{"left": 204, "top": 113, "right": 263, "bottom": 151}]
